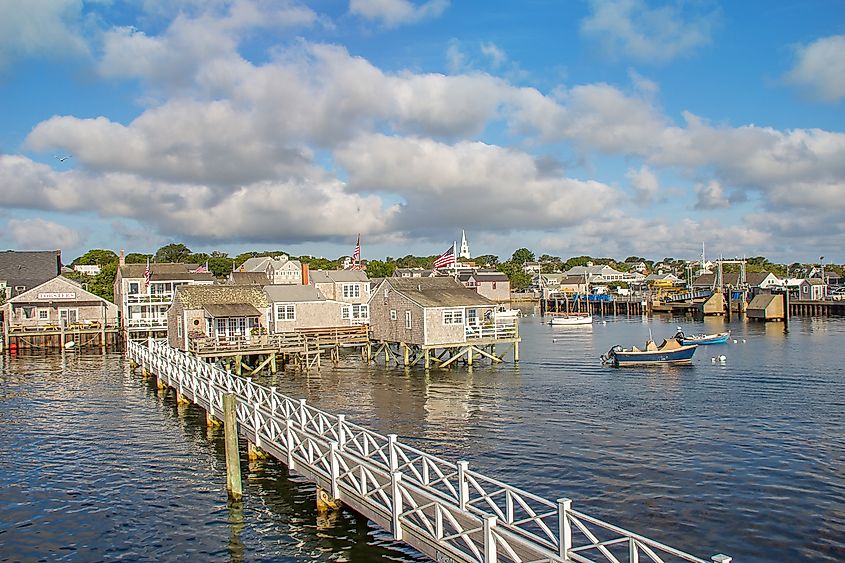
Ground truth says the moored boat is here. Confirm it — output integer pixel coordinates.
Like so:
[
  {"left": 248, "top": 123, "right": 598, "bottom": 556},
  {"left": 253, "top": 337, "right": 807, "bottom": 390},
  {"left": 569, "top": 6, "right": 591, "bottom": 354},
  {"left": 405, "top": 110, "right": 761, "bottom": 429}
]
[
  {"left": 673, "top": 329, "right": 730, "bottom": 345},
  {"left": 493, "top": 306, "right": 520, "bottom": 319},
  {"left": 549, "top": 313, "right": 593, "bottom": 326},
  {"left": 601, "top": 338, "right": 698, "bottom": 367}
]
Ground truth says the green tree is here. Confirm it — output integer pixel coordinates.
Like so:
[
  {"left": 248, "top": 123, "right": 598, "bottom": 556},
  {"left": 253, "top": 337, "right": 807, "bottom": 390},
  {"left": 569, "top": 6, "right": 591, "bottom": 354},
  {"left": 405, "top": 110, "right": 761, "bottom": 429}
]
[
  {"left": 72, "top": 249, "right": 118, "bottom": 266},
  {"left": 155, "top": 243, "right": 191, "bottom": 263},
  {"left": 510, "top": 248, "right": 535, "bottom": 265},
  {"left": 64, "top": 262, "right": 118, "bottom": 302},
  {"left": 498, "top": 260, "right": 532, "bottom": 290},
  {"left": 125, "top": 252, "right": 151, "bottom": 264},
  {"left": 365, "top": 260, "right": 395, "bottom": 278},
  {"left": 208, "top": 256, "right": 235, "bottom": 278},
  {"left": 474, "top": 254, "right": 499, "bottom": 267}
]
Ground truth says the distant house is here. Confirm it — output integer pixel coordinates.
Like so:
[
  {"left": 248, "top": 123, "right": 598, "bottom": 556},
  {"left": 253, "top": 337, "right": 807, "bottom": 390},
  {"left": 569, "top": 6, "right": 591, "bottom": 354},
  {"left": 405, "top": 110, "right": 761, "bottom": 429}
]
[
  {"left": 393, "top": 268, "right": 436, "bottom": 278},
  {"left": 471, "top": 270, "right": 510, "bottom": 302},
  {"left": 114, "top": 262, "right": 215, "bottom": 338},
  {"left": 799, "top": 278, "right": 827, "bottom": 301},
  {"left": 368, "top": 277, "right": 497, "bottom": 347},
  {"left": 309, "top": 270, "right": 370, "bottom": 323},
  {"left": 563, "top": 264, "right": 644, "bottom": 284},
  {"left": 264, "top": 284, "right": 354, "bottom": 332},
  {"left": 691, "top": 272, "right": 781, "bottom": 293},
  {"left": 167, "top": 285, "right": 270, "bottom": 351},
  {"left": 240, "top": 255, "right": 303, "bottom": 285},
  {"left": 73, "top": 264, "right": 101, "bottom": 276},
  {"left": 0, "top": 250, "right": 62, "bottom": 301},
  {"left": 3, "top": 275, "right": 118, "bottom": 333},
  {"left": 522, "top": 262, "right": 542, "bottom": 275}
]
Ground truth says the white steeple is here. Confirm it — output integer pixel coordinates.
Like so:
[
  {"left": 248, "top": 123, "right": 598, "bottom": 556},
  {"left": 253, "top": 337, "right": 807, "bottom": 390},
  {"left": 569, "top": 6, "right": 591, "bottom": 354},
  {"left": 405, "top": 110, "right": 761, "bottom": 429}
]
[{"left": 459, "top": 230, "right": 471, "bottom": 260}]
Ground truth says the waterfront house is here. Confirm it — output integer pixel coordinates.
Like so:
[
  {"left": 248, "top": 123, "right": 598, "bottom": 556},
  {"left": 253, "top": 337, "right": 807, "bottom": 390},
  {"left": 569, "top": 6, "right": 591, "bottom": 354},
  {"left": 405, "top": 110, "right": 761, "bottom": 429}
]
[
  {"left": 3, "top": 275, "right": 118, "bottom": 333},
  {"left": 240, "top": 255, "right": 303, "bottom": 285},
  {"left": 309, "top": 269, "right": 370, "bottom": 323},
  {"left": 563, "top": 264, "right": 645, "bottom": 285},
  {"left": 167, "top": 285, "right": 270, "bottom": 351},
  {"left": 799, "top": 278, "right": 827, "bottom": 301},
  {"left": 368, "top": 277, "right": 497, "bottom": 347},
  {"left": 692, "top": 272, "right": 781, "bottom": 294},
  {"left": 264, "top": 284, "right": 354, "bottom": 332},
  {"left": 114, "top": 260, "right": 215, "bottom": 339},
  {"left": 0, "top": 250, "right": 62, "bottom": 301},
  {"left": 457, "top": 270, "right": 510, "bottom": 301}
]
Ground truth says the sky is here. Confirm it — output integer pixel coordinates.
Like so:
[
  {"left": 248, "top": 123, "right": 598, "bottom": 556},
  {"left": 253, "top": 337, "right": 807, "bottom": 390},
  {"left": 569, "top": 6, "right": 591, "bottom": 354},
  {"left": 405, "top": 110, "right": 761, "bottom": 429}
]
[{"left": 1, "top": 0, "right": 844, "bottom": 265}]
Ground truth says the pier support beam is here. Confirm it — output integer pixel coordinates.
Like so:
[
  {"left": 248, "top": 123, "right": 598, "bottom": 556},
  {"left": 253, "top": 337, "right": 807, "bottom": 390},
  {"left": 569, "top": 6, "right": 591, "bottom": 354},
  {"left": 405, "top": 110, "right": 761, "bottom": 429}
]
[
  {"left": 223, "top": 393, "right": 243, "bottom": 500},
  {"left": 316, "top": 485, "right": 342, "bottom": 513}
]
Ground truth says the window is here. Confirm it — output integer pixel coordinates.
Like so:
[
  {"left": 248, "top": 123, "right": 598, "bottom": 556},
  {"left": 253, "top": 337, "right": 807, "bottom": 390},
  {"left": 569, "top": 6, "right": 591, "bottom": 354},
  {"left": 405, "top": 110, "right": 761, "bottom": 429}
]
[
  {"left": 352, "top": 304, "right": 369, "bottom": 320},
  {"left": 177, "top": 320, "right": 183, "bottom": 338},
  {"left": 342, "top": 306, "right": 350, "bottom": 319},
  {"left": 492, "top": 282, "right": 497, "bottom": 290},
  {"left": 276, "top": 304, "right": 295, "bottom": 321},
  {"left": 467, "top": 308, "right": 477, "bottom": 324},
  {"left": 216, "top": 318, "right": 226, "bottom": 336},
  {"left": 443, "top": 309, "right": 464, "bottom": 325},
  {"left": 342, "top": 283, "right": 361, "bottom": 298},
  {"left": 405, "top": 310, "right": 412, "bottom": 329},
  {"left": 390, "top": 309, "right": 397, "bottom": 321},
  {"left": 128, "top": 282, "right": 139, "bottom": 295},
  {"left": 38, "top": 309, "right": 49, "bottom": 320}
]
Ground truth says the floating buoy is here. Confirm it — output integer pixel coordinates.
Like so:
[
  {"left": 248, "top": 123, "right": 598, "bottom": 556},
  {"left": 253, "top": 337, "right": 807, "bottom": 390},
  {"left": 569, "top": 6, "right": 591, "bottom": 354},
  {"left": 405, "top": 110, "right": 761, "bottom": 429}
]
[
  {"left": 711, "top": 357, "right": 716, "bottom": 363},
  {"left": 552, "top": 338, "right": 557, "bottom": 343},
  {"left": 64, "top": 341, "right": 76, "bottom": 349},
  {"left": 719, "top": 355, "right": 727, "bottom": 362},
  {"left": 733, "top": 339, "right": 738, "bottom": 343},
  {"left": 602, "top": 320, "right": 607, "bottom": 325},
  {"left": 742, "top": 339, "right": 746, "bottom": 343}
]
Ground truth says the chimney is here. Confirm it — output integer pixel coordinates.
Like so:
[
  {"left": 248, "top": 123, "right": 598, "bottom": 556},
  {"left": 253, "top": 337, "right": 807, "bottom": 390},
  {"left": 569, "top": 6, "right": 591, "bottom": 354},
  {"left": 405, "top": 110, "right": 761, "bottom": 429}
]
[
  {"left": 119, "top": 249, "right": 125, "bottom": 266},
  {"left": 56, "top": 250, "right": 62, "bottom": 274},
  {"left": 301, "top": 263, "right": 309, "bottom": 285}
]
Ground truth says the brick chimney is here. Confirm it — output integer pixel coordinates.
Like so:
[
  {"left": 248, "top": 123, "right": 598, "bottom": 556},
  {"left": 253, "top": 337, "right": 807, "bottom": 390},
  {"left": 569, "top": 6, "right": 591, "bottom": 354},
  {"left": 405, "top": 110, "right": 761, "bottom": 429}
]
[
  {"left": 301, "top": 263, "right": 309, "bottom": 285},
  {"left": 119, "top": 249, "right": 125, "bottom": 266}
]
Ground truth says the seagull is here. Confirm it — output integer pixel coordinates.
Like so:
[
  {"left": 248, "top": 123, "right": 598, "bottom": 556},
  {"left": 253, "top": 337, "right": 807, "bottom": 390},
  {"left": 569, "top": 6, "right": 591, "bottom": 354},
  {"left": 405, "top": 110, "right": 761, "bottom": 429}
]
[{"left": 55, "top": 155, "right": 71, "bottom": 162}]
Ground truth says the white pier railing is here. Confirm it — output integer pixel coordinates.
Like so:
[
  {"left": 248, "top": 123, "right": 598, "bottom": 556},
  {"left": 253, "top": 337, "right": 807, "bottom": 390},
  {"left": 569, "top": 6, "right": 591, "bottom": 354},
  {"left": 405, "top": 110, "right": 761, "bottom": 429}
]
[{"left": 128, "top": 339, "right": 729, "bottom": 563}]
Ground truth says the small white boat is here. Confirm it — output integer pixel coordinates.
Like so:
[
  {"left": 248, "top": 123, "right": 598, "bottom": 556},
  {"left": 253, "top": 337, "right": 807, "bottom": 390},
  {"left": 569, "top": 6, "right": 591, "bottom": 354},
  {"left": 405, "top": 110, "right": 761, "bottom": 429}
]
[
  {"left": 549, "top": 313, "right": 593, "bottom": 326},
  {"left": 492, "top": 306, "right": 520, "bottom": 319}
]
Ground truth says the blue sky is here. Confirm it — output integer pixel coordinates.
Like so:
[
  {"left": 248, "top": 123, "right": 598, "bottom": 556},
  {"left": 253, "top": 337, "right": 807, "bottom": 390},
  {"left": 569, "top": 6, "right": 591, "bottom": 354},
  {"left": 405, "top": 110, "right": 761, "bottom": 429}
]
[{"left": 1, "top": 0, "right": 843, "bottom": 265}]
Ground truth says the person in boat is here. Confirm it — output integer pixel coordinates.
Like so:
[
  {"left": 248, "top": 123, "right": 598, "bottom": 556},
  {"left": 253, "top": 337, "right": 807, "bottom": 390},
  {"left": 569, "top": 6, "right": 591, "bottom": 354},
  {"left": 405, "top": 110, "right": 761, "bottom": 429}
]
[{"left": 673, "top": 328, "right": 685, "bottom": 342}]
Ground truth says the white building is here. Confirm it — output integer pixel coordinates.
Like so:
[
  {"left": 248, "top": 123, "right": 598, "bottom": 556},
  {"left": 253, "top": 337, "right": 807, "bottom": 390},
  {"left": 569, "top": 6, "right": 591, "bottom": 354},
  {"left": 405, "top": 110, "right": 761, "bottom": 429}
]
[
  {"left": 73, "top": 264, "right": 101, "bottom": 276},
  {"left": 240, "top": 255, "right": 303, "bottom": 285}
]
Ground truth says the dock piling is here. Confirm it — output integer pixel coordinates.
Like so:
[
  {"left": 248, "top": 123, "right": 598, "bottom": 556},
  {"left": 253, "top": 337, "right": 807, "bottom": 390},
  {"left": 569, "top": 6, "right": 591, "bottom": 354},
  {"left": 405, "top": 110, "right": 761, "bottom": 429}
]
[{"left": 223, "top": 393, "right": 243, "bottom": 500}]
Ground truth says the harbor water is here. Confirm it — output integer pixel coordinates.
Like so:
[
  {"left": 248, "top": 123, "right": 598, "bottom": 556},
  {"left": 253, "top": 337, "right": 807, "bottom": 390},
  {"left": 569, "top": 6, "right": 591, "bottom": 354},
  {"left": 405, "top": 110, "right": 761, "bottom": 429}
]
[{"left": 1, "top": 312, "right": 843, "bottom": 562}]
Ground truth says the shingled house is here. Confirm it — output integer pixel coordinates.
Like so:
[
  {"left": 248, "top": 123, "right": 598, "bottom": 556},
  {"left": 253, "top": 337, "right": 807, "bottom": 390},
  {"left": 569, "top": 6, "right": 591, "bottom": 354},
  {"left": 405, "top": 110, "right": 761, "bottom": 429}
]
[
  {"left": 264, "top": 284, "right": 349, "bottom": 333},
  {"left": 167, "top": 285, "right": 270, "bottom": 351},
  {"left": 309, "top": 269, "right": 370, "bottom": 323},
  {"left": 369, "top": 277, "right": 497, "bottom": 347}
]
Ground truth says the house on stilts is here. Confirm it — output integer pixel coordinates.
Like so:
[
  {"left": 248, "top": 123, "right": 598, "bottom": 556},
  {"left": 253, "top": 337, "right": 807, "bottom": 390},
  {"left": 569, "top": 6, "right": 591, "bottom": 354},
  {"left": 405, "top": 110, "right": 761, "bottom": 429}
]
[{"left": 367, "top": 277, "right": 520, "bottom": 369}]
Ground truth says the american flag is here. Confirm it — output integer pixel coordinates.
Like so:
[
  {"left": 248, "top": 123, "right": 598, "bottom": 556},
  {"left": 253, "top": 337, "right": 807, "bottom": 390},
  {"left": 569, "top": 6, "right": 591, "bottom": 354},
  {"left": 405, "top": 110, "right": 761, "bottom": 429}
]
[
  {"left": 433, "top": 244, "right": 456, "bottom": 269},
  {"left": 144, "top": 258, "right": 151, "bottom": 287},
  {"left": 195, "top": 261, "right": 209, "bottom": 273},
  {"left": 352, "top": 235, "right": 360, "bottom": 264}
]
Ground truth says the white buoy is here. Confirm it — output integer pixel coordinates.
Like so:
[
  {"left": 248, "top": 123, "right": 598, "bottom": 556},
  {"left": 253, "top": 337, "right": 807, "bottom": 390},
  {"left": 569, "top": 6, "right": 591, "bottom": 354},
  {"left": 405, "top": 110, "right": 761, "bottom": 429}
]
[
  {"left": 552, "top": 338, "right": 557, "bottom": 343},
  {"left": 733, "top": 339, "right": 737, "bottom": 343},
  {"left": 719, "top": 355, "right": 727, "bottom": 362},
  {"left": 602, "top": 320, "right": 607, "bottom": 325},
  {"left": 64, "top": 341, "right": 76, "bottom": 349},
  {"left": 711, "top": 357, "right": 716, "bottom": 363},
  {"left": 742, "top": 339, "right": 746, "bottom": 343}
]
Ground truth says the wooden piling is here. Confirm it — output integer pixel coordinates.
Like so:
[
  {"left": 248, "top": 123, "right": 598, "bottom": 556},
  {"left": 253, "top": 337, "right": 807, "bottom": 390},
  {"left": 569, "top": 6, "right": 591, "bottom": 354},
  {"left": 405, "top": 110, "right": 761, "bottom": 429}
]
[{"left": 223, "top": 393, "right": 243, "bottom": 500}]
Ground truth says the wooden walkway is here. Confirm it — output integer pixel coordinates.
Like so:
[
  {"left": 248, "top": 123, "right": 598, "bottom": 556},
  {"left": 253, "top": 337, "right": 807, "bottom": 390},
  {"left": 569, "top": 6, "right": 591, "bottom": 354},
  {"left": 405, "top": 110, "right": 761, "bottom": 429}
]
[{"left": 129, "top": 339, "right": 730, "bottom": 563}]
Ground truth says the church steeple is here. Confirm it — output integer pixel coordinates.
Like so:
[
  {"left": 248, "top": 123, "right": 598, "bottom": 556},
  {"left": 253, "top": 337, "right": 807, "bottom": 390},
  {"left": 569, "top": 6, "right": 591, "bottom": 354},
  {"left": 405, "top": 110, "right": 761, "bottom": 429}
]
[{"left": 459, "top": 230, "right": 471, "bottom": 260}]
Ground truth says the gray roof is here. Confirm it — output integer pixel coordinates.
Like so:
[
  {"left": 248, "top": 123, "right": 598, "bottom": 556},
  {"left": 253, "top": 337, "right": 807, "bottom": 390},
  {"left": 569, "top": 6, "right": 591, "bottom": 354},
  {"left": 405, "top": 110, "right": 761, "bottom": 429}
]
[
  {"left": 693, "top": 272, "right": 777, "bottom": 288},
  {"left": 119, "top": 263, "right": 215, "bottom": 282},
  {"left": 241, "top": 256, "right": 301, "bottom": 272},
  {"left": 0, "top": 250, "right": 61, "bottom": 290},
  {"left": 174, "top": 285, "right": 269, "bottom": 309},
  {"left": 229, "top": 271, "right": 270, "bottom": 285},
  {"left": 473, "top": 271, "right": 509, "bottom": 282},
  {"left": 383, "top": 277, "right": 495, "bottom": 308},
  {"left": 309, "top": 269, "right": 368, "bottom": 284},
  {"left": 263, "top": 284, "right": 327, "bottom": 302},
  {"left": 203, "top": 303, "right": 262, "bottom": 318}
]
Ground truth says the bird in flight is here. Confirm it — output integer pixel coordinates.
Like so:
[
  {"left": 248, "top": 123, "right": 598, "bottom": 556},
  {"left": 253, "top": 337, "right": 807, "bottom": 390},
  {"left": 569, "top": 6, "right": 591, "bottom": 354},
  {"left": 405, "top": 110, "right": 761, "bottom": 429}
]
[{"left": 55, "top": 155, "right": 71, "bottom": 162}]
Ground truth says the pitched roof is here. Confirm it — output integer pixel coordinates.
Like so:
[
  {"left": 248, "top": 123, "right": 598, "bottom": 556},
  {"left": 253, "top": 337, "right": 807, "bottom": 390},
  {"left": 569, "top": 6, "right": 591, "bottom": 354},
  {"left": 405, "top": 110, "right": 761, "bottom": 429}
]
[
  {"left": 309, "top": 269, "right": 368, "bottom": 283},
  {"left": 229, "top": 271, "right": 270, "bottom": 285},
  {"left": 174, "top": 285, "right": 269, "bottom": 309},
  {"left": 203, "top": 303, "right": 262, "bottom": 317},
  {"left": 473, "top": 270, "right": 509, "bottom": 282},
  {"left": 119, "top": 263, "right": 215, "bottom": 282},
  {"left": 693, "top": 271, "right": 778, "bottom": 288},
  {"left": 263, "top": 284, "right": 327, "bottom": 302},
  {"left": 0, "top": 250, "right": 61, "bottom": 289},
  {"left": 384, "top": 277, "right": 495, "bottom": 307}
]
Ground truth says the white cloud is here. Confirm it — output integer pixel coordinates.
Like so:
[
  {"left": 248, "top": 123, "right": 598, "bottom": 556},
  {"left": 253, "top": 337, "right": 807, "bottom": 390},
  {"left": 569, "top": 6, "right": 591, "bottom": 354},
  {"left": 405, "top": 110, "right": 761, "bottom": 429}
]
[
  {"left": 480, "top": 42, "right": 506, "bottom": 68},
  {"left": 0, "top": 0, "right": 90, "bottom": 70},
  {"left": 694, "top": 179, "right": 730, "bottom": 209},
  {"left": 626, "top": 165, "right": 659, "bottom": 202},
  {"left": 6, "top": 218, "right": 82, "bottom": 250},
  {"left": 784, "top": 35, "right": 845, "bottom": 102},
  {"left": 349, "top": 0, "right": 449, "bottom": 27},
  {"left": 335, "top": 134, "right": 619, "bottom": 232},
  {"left": 580, "top": 0, "right": 716, "bottom": 64}
]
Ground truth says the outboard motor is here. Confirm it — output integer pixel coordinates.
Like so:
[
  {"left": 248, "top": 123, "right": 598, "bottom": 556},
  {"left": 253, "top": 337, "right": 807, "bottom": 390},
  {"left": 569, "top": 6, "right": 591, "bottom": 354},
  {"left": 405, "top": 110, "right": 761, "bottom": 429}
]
[{"left": 601, "top": 345, "right": 623, "bottom": 366}]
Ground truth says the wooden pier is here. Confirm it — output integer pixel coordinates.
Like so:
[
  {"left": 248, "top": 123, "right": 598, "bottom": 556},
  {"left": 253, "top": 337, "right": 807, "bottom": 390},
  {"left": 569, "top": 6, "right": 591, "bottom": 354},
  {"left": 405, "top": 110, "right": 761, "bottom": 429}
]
[
  {"left": 128, "top": 339, "right": 730, "bottom": 563},
  {"left": 3, "top": 322, "right": 120, "bottom": 352}
]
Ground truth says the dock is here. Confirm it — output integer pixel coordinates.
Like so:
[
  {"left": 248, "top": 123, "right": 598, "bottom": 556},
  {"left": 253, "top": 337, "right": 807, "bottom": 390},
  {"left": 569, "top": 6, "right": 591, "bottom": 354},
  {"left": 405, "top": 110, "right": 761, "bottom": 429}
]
[{"left": 128, "top": 338, "right": 730, "bottom": 563}]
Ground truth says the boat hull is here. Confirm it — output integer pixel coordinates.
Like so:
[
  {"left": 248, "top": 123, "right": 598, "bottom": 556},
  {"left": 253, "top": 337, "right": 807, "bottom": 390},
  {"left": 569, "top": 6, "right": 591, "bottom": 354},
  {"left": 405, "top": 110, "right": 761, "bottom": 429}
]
[
  {"left": 607, "top": 344, "right": 698, "bottom": 367},
  {"left": 550, "top": 315, "right": 593, "bottom": 326},
  {"left": 680, "top": 332, "right": 730, "bottom": 345}
]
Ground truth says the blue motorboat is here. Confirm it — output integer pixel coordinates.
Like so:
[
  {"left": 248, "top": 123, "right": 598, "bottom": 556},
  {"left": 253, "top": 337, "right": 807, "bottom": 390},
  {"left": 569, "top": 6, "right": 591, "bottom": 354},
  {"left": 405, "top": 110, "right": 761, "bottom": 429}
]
[
  {"left": 673, "top": 329, "right": 730, "bottom": 345},
  {"left": 601, "top": 338, "right": 698, "bottom": 367}
]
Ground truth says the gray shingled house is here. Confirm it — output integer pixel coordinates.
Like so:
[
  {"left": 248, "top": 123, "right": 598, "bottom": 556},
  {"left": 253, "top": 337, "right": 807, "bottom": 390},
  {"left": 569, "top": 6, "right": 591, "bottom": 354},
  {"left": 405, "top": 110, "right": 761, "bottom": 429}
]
[
  {"left": 0, "top": 250, "right": 62, "bottom": 301},
  {"left": 167, "top": 285, "right": 270, "bottom": 351},
  {"left": 264, "top": 284, "right": 351, "bottom": 333}
]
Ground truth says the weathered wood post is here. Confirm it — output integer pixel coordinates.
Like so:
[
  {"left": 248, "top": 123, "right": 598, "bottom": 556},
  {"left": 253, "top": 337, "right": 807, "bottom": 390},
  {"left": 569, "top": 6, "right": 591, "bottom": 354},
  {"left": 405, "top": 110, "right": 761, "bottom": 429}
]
[
  {"left": 223, "top": 393, "right": 243, "bottom": 500},
  {"left": 783, "top": 290, "right": 790, "bottom": 332}
]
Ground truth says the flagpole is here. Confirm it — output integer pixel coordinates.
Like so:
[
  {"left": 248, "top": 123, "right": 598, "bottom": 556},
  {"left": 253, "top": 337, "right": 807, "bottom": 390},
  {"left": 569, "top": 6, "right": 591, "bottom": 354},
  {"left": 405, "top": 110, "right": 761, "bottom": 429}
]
[{"left": 453, "top": 241, "right": 457, "bottom": 275}]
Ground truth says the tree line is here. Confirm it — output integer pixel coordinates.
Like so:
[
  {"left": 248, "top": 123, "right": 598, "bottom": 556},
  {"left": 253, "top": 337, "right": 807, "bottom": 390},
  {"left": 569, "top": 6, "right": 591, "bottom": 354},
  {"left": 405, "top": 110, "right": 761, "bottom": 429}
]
[{"left": 63, "top": 244, "right": 843, "bottom": 303}]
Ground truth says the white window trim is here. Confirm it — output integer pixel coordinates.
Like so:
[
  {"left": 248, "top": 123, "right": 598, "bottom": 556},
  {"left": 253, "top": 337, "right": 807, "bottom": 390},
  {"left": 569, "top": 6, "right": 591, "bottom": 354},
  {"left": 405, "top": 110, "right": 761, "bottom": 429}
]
[
  {"left": 276, "top": 303, "right": 296, "bottom": 321},
  {"left": 342, "top": 283, "right": 361, "bottom": 299},
  {"left": 442, "top": 308, "right": 464, "bottom": 325},
  {"left": 405, "top": 310, "right": 412, "bottom": 329},
  {"left": 390, "top": 309, "right": 397, "bottom": 321}
]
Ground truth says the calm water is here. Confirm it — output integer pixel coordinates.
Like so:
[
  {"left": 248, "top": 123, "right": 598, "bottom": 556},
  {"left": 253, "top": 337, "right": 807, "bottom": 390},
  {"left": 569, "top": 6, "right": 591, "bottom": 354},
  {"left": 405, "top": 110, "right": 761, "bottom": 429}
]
[{"left": 1, "top": 311, "right": 843, "bottom": 562}]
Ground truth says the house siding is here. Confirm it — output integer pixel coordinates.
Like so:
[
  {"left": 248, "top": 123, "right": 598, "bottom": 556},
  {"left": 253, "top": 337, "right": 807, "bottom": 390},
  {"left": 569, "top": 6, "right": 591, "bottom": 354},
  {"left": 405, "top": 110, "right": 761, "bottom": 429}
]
[
  {"left": 5, "top": 276, "right": 118, "bottom": 331},
  {"left": 424, "top": 308, "right": 466, "bottom": 345},
  {"left": 368, "top": 287, "right": 425, "bottom": 345},
  {"left": 476, "top": 281, "right": 510, "bottom": 302},
  {"left": 270, "top": 300, "right": 349, "bottom": 332}
]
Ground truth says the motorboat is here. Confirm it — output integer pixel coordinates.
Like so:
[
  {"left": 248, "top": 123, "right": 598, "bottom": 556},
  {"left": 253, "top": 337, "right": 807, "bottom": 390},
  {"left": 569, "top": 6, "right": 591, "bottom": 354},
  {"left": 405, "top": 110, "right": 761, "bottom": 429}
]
[
  {"left": 549, "top": 313, "right": 593, "bottom": 326},
  {"left": 673, "top": 329, "right": 730, "bottom": 345},
  {"left": 601, "top": 338, "right": 697, "bottom": 367}
]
